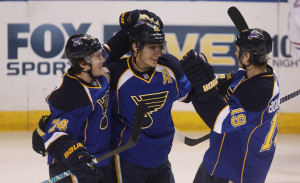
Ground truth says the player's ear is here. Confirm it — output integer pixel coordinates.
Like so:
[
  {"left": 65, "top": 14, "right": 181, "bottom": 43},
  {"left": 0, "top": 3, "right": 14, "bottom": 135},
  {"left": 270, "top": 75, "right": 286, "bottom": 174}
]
[
  {"left": 244, "top": 52, "right": 251, "bottom": 63},
  {"left": 78, "top": 60, "right": 90, "bottom": 71},
  {"left": 132, "top": 42, "right": 138, "bottom": 52}
]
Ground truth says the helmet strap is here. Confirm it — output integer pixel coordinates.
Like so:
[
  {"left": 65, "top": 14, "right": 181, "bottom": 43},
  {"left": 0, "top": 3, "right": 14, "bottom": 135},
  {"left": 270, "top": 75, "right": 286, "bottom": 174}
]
[
  {"left": 81, "top": 68, "right": 95, "bottom": 79},
  {"left": 133, "top": 56, "right": 147, "bottom": 72},
  {"left": 132, "top": 43, "right": 148, "bottom": 72},
  {"left": 82, "top": 55, "right": 96, "bottom": 80}
]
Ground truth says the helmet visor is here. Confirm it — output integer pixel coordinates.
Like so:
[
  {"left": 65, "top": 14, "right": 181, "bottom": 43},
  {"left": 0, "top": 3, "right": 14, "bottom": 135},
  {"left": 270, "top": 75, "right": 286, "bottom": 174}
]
[{"left": 100, "top": 44, "right": 109, "bottom": 62}]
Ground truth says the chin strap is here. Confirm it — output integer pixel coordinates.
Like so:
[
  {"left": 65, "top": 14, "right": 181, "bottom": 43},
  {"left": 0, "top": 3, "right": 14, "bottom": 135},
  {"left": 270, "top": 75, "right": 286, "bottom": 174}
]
[
  {"left": 133, "top": 56, "right": 147, "bottom": 71},
  {"left": 81, "top": 67, "right": 96, "bottom": 81},
  {"left": 82, "top": 55, "right": 96, "bottom": 81}
]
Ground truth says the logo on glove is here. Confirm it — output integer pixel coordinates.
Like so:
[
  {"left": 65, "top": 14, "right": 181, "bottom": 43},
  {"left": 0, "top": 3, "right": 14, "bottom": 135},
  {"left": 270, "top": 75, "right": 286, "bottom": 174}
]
[{"left": 202, "top": 78, "right": 218, "bottom": 92}]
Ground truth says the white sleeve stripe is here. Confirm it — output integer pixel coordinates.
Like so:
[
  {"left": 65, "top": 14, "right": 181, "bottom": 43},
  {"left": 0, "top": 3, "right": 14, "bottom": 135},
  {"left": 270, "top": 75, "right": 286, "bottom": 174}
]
[
  {"left": 83, "top": 85, "right": 94, "bottom": 110},
  {"left": 271, "top": 74, "right": 280, "bottom": 101},
  {"left": 45, "top": 132, "right": 68, "bottom": 149},
  {"left": 213, "top": 105, "right": 230, "bottom": 134},
  {"left": 177, "top": 93, "right": 189, "bottom": 102},
  {"left": 118, "top": 70, "right": 133, "bottom": 90}
]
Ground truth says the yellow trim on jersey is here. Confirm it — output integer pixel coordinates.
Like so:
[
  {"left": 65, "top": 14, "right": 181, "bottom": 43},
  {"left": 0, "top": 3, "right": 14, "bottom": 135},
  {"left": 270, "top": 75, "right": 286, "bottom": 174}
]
[
  {"left": 102, "top": 67, "right": 111, "bottom": 82},
  {"left": 66, "top": 72, "right": 102, "bottom": 89},
  {"left": 261, "top": 74, "right": 274, "bottom": 77},
  {"left": 213, "top": 105, "right": 229, "bottom": 132},
  {"left": 51, "top": 158, "right": 55, "bottom": 165},
  {"left": 241, "top": 100, "right": 270, "bottom": 182},
  {"left": 241, "top": 73, "right": 277, "bottom": 181},
  {"left": 157, "top": 63, "right": 180, "bottom": 97},
  {"left": 127, "top": 57, "right": 155, "bottom": 83},
  {"left": 103, "top": 43, "right": 111, "bottom": 52},
  {"left": 231, "top": 108, "right": 244, "bottom": 115},
  {"left": 84, "top": 119, "right": 88, "bottom": 144},
  {"left": 118, "top": 126, "right": 127, "bottom": 148},
  {"left": 116, "top": 67, "right": 131, "bottom": 114},
  {"left": 211, "top": 133, "right": 226, "bottom": 176},
  {"left": 46, "top": 72, "right": 66, "bottom": 103},
  {"left": 114, "top": 155, "right": 122, "bottom": 183}
]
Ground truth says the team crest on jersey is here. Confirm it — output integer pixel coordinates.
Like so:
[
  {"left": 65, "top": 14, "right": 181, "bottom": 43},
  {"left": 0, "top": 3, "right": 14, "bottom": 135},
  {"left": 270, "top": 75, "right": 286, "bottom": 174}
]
[
  {"left": 131, "top": 91, "right": 169, "bottom": 129},
  {"left": 97, "top": 90, "right": 109, "bottom": 130}
]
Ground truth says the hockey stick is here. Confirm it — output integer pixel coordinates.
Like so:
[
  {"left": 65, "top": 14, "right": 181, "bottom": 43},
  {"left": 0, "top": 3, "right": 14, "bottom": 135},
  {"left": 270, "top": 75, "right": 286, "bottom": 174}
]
[
  {"left": 177, "top": 7, "right": 300, "bottom": 147},
  {"left": 175, "top": 89, "right": 300, "bottom": 147},
  {"left": 175, "top": 128, "right": 210, "bottom": 146},
  {"left": 42, "top": 103, "right": 147, "bottom": 183},
  {"left": 227, "top": 6, "right": 249, "bottom": 32},
  {"left": 174, "top": 7, "right": 249, "bottom": 147},
  {"left": 227, "top": 7, "right": 300, "bottom": 104},
  {"left": 227, "top": 7, "right": 300, "bottom": 103},
  {"left": 280, "top": 89, "right": 300, "bottom": 104}
]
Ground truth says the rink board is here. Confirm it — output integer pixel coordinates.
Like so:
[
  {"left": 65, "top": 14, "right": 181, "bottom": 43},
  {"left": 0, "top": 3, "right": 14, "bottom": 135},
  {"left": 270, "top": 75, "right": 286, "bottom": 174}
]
[
  {"left": 0, "top": 1, "right": 299, "bottom": 131},
  {"left": 0, "top": 111, "right": 299, "bottom": 133}
]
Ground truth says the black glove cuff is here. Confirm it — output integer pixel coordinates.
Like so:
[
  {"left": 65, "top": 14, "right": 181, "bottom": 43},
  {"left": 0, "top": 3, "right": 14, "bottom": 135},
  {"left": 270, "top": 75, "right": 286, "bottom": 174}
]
[
  {"left": 47, "top": 135, "right": 85, "bottom": 163},
  {"left": 119, "top": 11, "right": 131, "bottom": 30},
  {"left": 195, "top": 87, "right": 218, "bottom": 103},
  {"left": 32, "top": 129, "right": 47, "bottom": 156}
]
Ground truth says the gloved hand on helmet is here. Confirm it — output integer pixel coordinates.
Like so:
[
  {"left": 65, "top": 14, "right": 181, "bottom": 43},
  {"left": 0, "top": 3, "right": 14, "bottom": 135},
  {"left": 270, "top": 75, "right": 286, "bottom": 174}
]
[{"left": 119, "top": 9, "right": 163, "bottom": 30}]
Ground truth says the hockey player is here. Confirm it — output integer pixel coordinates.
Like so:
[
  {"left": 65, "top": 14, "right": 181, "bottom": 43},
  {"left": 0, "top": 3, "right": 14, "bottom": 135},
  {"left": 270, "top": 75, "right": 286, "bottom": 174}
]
[
  {"left": 41, "top": 32, "right": 129, "bottom": 183},
  {"left": 288, "top": 0, "right": 300, "bottom": 58},
  {"left": 181, "top": 28, "right": 280, "bottom": 183},
  {"left": 108, "top": 21, "right": 192, "bottom": 183},
  {"left": 31, "top": 10, "right": 162, "bottom": 183}
]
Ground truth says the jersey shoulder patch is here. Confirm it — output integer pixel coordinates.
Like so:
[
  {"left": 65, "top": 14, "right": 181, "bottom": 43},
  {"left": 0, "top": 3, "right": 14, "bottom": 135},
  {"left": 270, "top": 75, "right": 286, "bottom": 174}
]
[
  {"left": 48, "top": 74, "right": 91, "bottom": 111},
  {"left": 108, "top": 57, "right": 129, "bottom": 90},
  {"left": 235, "top": 73, "right": 274, "bottom": 112},
  {"left": 158, "top": 54, "right": 184, "bottom": 79}
]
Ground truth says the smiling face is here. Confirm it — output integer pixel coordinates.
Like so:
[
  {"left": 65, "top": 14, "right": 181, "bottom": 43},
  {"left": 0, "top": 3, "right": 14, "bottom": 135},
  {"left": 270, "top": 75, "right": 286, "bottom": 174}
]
[
  {"left": 90, "top": 50, "right": 106, "bottom": 77},
  {"left": 133, "top": 42, "right": 163, "bottom": 70}
]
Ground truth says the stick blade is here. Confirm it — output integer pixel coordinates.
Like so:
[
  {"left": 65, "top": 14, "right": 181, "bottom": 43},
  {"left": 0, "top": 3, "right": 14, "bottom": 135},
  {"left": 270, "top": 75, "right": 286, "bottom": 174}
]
[
  {"left": 184, "top": 134, "right": 210, "bottom": 146},
  {"left": 130, "top": 103, "right": 147, "bottom": 143},
  {"left": 228, "top": 6, "right": 249, "bottom": 32}
]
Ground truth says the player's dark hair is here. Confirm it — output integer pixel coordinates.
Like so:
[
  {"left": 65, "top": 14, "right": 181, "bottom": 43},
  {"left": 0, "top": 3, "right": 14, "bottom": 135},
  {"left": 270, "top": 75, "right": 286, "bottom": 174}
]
[{"left": 65, "top": 34, "right": 101, "bottom": 71}]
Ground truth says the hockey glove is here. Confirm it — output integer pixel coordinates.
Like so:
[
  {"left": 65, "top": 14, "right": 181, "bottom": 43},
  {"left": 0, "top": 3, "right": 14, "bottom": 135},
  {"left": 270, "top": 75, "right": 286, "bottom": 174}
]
[
  {"left": 47, "top": 136, "right": 97, "bottom": 179},
  {"left": 216, "top": 71, "right": 236, "bottom": 97},
  {"left": 32, "top": 114, "right": 51, "bottom": 156},
  {"left": 181, "top": 49, "right": 218, "bottom": 103},
  {"left": 119, "top": 9, "right": 163, "bottom": 30}
]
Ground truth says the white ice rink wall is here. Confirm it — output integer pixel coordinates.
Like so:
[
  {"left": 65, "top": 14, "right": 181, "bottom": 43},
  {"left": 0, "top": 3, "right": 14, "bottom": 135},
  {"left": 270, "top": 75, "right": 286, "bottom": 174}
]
[{"left": 0, "top": 0, "right": 299, "bottom": 132}]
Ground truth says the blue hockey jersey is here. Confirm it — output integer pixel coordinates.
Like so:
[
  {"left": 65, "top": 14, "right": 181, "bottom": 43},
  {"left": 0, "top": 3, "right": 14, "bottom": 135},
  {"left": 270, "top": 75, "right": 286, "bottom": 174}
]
[
  {"left": 194, "top": 66, "right": 280, "bottom": 183},
  {"left": 109, "top": 54, "right": 192, "bottom": 168},
  {"left": 43, "top": 29, "right": 130, "bottom": 167},
  {"left": 43, "top": 67, "right": 112, "bottom": 167}
]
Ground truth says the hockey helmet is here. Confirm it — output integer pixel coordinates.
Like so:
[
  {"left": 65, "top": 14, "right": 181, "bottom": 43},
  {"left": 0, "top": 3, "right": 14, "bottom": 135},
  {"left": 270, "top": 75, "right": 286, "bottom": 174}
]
[
  {"left": 128, "top": 21, "right": 165, "bottom": 50},
  {"left": 65, "top": 34, "right": 107, "bottom": 67},
  {"left": 235, "top": 28, "right": 272, "bottom": 63}
]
